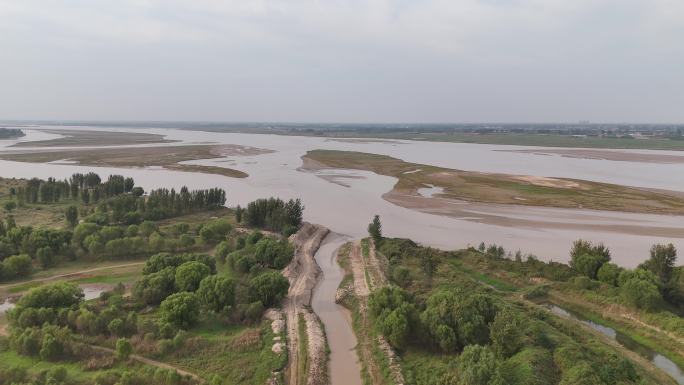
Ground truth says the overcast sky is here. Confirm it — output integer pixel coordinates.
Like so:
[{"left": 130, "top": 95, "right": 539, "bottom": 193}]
[{"left": 0, "top": 0, "right": 682, "bottom": 123}]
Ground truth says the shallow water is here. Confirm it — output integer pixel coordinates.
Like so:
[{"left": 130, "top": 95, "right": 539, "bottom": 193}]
[
  {"left": 417, "top": 184, "right": 444, "bottom": 198},
  {"left": 311, "top": 233, "right": 363, "bottom": 385},
  {"left": 545, "top": 303, "right": 684, "bottom": 384}
]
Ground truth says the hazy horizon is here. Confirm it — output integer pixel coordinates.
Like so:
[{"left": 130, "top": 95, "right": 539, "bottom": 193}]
[{"left": 1, "top": 1, "right": 683, "bottom": 123}]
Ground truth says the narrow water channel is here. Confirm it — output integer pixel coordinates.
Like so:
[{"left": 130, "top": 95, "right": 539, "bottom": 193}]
[
  {"left": 545, "top": 303, "right": 684, "bottom": 384},
  {"left": 311, "top": 233, "right": 363, "bottom": 385}
]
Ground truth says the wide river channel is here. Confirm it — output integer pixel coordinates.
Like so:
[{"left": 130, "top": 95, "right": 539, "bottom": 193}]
[{"left": 2, "top": 125, "right": 684, "bottom": 383}]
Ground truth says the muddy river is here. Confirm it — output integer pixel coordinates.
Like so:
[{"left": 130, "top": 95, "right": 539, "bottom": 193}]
[
  {"left": 2, "top": 125, "right": 684, "bottom": 383},
  {"left": 2, "top": 125, "right": 683, "bottom": 267},
  {"left": 311, "top": 233, "right": 363, "bottom": 385}
]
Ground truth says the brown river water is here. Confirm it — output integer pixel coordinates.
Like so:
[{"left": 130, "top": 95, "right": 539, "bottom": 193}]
[{"left": 2, "top": 125, "right": 684, "bottom": 383}]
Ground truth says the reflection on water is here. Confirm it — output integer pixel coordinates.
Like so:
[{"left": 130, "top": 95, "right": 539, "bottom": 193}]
[{"left": 545, "top": 303, "right": 684, "bottom": 384}]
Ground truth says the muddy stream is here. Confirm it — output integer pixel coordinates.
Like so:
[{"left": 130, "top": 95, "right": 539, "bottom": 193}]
[{"left": 311, "top": 233, "right": 363, "bottom": 385}]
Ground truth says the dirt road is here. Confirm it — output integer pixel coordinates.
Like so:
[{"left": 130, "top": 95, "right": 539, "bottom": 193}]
[
  {"left": 89, "top": 344, "right": 203, "bottom": 382},
  {"left": 283, "top": 223, "right": 330, "bottom": 385}
]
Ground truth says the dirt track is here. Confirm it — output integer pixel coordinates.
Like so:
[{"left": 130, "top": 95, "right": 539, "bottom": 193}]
[
  {"left": 89, "top": 344, "right": 203, "bottom": 382},
  {"left": 0, "top": 262, "right": 145, "bottom": 291},
  {"left": 283, "top": 223, "right": 330, "bottom": 385}
]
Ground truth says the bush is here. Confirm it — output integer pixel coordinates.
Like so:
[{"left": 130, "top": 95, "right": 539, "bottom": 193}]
[
  {"left": 621, "top": 277, "right": 662, "bottom": 311},
  {"left": 522, "top": 285, "right": 549, "bottom": 300},
  {"left": 175, "top": 261, "right": 211, "bottom": 292},
  {"left": 571, "top": 276, "right": 598, "bottom": 290},
  {"left": 116, "top": 338, "right": 132, "bottom": 360},
  {"left": 159, "top": 292, "right": 200, "bottom": 329},
  {"left": 456, "top": 345, "right": 502, "bottom": 385},
  {"left": 596, "top": 263, "right": 622, "bottom": 286},
  {"left": 490, "top": 309, "right": 524, "bottom": 358},
  {"left": 248, "top": 271, "right": 289, "bottom": 307},
  {"left": 199, "top": 219, "right": 233, "bottom": 243}
]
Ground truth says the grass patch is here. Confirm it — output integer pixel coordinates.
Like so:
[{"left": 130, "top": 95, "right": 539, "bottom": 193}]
[{"left": 161, "top": 320, "right": 286, "bottom": 384}]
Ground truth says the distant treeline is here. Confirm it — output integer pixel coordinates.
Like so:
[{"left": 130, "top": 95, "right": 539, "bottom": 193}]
[
  {"left": 0, "top": 127, "right": 25, "bottom": 139},
  {"left": 10, "top": 173, "right": 226, "bottom": 221}
]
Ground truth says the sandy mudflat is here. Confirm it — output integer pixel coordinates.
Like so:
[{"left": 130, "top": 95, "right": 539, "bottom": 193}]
[
  {"left": 500, "top": 148, "right": 684, "bottom": 164},
  {"left": 0, "top": 144, "right": 273, "bottom": 178},
  {"left": 383, "top": 190, "right": 684, "bottom": 238},
  {"left": 302, "top": 149, "right": 684, "bottom": 215}
]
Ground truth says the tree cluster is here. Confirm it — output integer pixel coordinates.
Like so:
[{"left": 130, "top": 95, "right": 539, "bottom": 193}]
[{"left": 243, "top": 197, "right": 303, "bottom": 234}]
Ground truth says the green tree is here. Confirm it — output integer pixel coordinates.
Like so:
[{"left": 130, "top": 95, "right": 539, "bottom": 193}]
[
  {"left": 248, "top": 271, "right": 289, "bottom": 307},
  {"left": 367, "top": 215, "right": 382, "bottom": 244},
  {"left": 596, "top": 263, "right": 623, "bottom": 286},
  {"left": 3, "top": 254, "right": 33, "bottom": 277},
  {"left": 65, "top": 205, "right": 79, "bottom": 228},
  {"left": 621, "top": 276, "right": 661, "bottom": 311},
  {"left": 490, "top": 309, "right": 524, "bottom": 358},
  {"left": 175, "top": 261, "right": 211, "bottom": 292},
  {"left": 369, "top": 286, "right": 416, "bottom": 349},
  {"left": 235, "top": 205, "right": 243, "bottom": 223},
  {"left": 4, "top": 200, "right": 17, "bottom": 212},
  {"left": 160, "top": 292, "right": 200, "bottom": 328},
  {"left": 641, "top": 243, "right": 677, "bottom": 285},
  {"left": 197, "top": 275, "right": 235, "bottom": 313},
  {"left": 17, "top": 282, "right": 84, "bottom": 309},
  {"left": 569, "top": 240, "right": 611, "bottom": 279},
  {"left": 116, "top": 338, "right": 133, "bottom": 360},
  {"left": 254, "top": 238, "right": 294, "bottom": 269},
  {"left": 421, "top": 289, "right": 497, "bottom": 352},
  {"left": 456, "top": 345, "right": 503, "bottom": 385},
  {"left": 36, "top": 247, "right": 55, "bottom": 269}
]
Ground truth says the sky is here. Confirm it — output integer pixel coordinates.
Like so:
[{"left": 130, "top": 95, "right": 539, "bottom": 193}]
[{"left": 0, "top": 0, "right": 683, "bottom": 123}]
